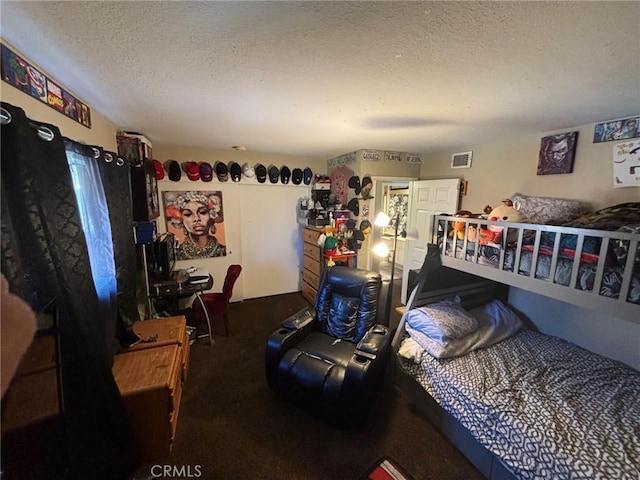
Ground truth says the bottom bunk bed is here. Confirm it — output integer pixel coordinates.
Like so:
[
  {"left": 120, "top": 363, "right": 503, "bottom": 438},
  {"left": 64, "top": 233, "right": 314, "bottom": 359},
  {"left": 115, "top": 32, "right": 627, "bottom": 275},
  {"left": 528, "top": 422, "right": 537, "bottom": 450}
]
[{"left": 391, "top": 247, "right": 640, "bottom": 480}]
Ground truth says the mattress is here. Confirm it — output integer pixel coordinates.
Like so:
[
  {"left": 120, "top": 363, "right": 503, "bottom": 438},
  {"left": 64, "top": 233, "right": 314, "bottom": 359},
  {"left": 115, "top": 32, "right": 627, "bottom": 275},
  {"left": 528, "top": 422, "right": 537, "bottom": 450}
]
[{"left": 397, "top": 329, "right": 640, "bottom": 479}]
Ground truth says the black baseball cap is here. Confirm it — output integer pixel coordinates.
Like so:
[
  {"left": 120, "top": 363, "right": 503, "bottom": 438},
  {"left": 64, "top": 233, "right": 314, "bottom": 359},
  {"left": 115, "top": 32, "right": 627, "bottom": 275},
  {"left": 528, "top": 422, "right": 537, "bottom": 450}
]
[
  {"left": 268, "top": 165, "right": 280, "bottom": 184},
  {"left": 292, "top": 168, "right": 303, "bottom": 184},
  {"left": 168, "top": 160, "right": 181, "bottom": 181},
  {"left": 280, "top": 166, "right": 291, "bottom": 184},
  {"left": 229, "top": 162, "right": 242, "bottom": 182},
  {"left": 215, "top": 161, "right": 229, "bottom": 182},
  {"left": 255, "top": 163, "right": 267, "bottom": 183}
]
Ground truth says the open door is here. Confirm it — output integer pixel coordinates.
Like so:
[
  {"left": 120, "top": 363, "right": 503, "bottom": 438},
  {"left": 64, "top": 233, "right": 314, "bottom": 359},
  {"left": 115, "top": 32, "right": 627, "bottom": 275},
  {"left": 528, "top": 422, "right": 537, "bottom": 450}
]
[{"left": 400, "top": 178, "right": 460, "bottom": 303}]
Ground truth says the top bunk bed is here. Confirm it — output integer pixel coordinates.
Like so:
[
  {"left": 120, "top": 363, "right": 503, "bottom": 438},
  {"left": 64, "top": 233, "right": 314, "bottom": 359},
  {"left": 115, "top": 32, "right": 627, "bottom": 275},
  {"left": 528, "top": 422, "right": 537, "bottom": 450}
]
[{"left": 433, "top": 198, "right": 639, "bottom": 323}]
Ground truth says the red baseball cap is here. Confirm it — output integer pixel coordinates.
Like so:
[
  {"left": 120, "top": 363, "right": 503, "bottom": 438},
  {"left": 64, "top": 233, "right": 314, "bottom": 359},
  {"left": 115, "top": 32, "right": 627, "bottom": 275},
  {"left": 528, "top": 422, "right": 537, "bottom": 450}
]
[
  {"left": 186, "top": 161, "right": 200, "bottom": 181},
  {"left": 152, "top": 159, "right": 165, "bottom": 180}
]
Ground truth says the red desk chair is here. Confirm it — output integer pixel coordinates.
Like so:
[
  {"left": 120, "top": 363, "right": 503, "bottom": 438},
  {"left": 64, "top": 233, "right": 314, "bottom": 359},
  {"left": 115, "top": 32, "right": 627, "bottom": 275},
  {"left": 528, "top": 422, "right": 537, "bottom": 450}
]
[{"left": 192, "top": 265, "right": 242, "bottom": 337}]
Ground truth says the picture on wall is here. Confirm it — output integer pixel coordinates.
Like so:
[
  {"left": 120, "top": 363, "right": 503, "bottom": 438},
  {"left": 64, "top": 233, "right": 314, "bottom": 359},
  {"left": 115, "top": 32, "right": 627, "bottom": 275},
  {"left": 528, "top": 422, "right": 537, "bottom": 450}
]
[
  {"left": 593, "top": 117, "right": 639, "bottom": 143},
  {"left": 162, "top": 191, "right": 227, "bottom": 259},
  {"left": 537, "top": 131, "right": 578, "bottom": 175},
  {"left": 613, "top": 140, "right": 640, "bottom": 188}
]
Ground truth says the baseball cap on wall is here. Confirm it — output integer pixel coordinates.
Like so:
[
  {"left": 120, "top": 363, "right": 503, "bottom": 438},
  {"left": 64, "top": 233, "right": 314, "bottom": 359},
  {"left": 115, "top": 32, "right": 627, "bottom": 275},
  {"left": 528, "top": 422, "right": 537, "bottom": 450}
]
[
  {"left": 229, "top": 162, "right": 242, "bottom": 182},
  {"left": 215, "top": 161, "right": 229, "bottom": 182},
  {"left": 168, "top": 160, "right": 181, "bottom": 181},
  {"left": 280, "top": 166, "right": 291, "bottom": 184},
  {"left": 255, "top": 163, "right": 267, "bottom": 183},
  {"left": 200, "top": 162, "right": 213, "bottom": 182},
  {"left": 153, "top": 159, "right": 165, "bottom": 180},
  {"left": 242, "top": 162, "right": 255, "bottom": 179},
  {"left": 292, "top": 168, "right": 303, "bottom": 185},
  {"left": 186, "top": 161, "right": 200, "bottom": 181},
  {"left": 303, "top": 167, "right": 313, "bottom": 185},
  {"left": 361, "top": 176, "right": 373, "bottom": 199},
  {"left": 268, "top": 165, "right": 280, "bottom": 184}
]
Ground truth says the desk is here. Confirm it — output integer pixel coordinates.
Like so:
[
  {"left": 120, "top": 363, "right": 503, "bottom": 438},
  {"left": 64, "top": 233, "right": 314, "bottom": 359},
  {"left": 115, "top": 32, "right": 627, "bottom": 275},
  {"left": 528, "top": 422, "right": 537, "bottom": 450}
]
[{"left": 148, "top": 275, "right": 214, "bottom": 345}]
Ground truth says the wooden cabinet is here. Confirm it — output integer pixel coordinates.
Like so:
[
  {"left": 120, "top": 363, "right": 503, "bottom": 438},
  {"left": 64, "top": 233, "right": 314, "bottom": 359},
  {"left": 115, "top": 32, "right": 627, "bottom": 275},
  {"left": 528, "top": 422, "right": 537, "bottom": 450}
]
[
  {"left": 112, "top": 316, "right": 190, "bottom": 461},
  {"left": 301, "top": 226, "right": 323, "bottom": 303}
]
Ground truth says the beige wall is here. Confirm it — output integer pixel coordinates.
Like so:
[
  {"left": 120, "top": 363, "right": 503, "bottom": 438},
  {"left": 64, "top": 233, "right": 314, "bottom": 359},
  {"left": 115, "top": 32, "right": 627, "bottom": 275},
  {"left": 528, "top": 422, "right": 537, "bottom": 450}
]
[{"left": 420, "top": 123, "right": 639, "bottom": 212}]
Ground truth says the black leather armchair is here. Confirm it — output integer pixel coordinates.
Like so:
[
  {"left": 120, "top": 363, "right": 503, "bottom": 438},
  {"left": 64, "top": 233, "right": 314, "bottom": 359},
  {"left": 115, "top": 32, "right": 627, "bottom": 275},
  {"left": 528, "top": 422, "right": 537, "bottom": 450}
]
[{"left": 265, "top": 266, "right": 390, "bottom": 425}]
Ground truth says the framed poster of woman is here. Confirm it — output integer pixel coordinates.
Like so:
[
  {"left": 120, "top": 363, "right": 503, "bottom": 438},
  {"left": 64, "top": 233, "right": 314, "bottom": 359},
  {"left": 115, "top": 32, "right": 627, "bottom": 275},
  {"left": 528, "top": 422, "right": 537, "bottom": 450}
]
[{"left": 162, "top": 191, "right": 227, "bottom": 259}]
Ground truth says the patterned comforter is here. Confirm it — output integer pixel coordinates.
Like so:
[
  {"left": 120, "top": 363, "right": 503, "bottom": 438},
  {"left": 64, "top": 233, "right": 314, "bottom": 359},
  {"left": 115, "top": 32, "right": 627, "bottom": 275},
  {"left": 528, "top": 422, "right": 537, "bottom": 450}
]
[{"left": 397, "top": 330, "right": 640, "bottom": 479}]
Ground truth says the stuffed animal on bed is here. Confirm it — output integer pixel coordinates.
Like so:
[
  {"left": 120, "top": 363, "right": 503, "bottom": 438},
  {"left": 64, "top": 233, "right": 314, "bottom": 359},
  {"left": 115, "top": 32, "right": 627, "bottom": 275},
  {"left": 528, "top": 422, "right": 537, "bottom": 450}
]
[
  {"left": 448, "top": 210, "right": 482, "bottom": 240},
  {"left": 478, "top": 199, "right": 529, "bottom": 245},
  {"left": 483, "top": 199, "right": 528, "bottom": 223}
]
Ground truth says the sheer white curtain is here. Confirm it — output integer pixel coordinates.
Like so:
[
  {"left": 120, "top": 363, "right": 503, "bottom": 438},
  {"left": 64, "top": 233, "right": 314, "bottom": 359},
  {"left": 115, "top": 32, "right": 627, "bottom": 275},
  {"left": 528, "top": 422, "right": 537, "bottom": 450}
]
[{"left": 65, "top": 145, "right": 117, "bottom": 304}]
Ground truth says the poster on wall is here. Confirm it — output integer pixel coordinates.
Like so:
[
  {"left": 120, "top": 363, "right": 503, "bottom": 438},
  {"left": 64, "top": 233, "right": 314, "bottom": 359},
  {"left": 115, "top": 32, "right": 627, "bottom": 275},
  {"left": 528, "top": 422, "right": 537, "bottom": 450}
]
[
  {"left": 162, "top": 191, "right": 227, "bottom": 259},
  {"left": 594, "top": 117, "right": 639, "bottom": 143},
  {"left": 537, "top": 131, "right": 578, "bottom": 175},
  {"left": 613, "top": 140, "right": 640, "bottom": 188},
  {"left": 1, "top": 43, "right": 91, "bottom": 128}
]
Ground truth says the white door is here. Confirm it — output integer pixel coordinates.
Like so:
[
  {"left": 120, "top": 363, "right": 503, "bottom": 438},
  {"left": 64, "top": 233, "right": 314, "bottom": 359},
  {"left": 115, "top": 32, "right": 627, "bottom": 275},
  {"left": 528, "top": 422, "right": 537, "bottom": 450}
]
[{"left": 400, "top": 179, "right": 460, "bottom": 303}]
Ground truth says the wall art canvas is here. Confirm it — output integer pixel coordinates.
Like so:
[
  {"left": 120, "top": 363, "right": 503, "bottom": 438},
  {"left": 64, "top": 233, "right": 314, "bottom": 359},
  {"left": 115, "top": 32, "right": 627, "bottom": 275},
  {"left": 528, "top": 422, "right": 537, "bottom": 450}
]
[
  {"left": 613, "top": 140, "right": 640, "bottom": 188},
  {"left": 594, "top": 117, "right": 639, "bottom": 143},
  {"left": 537, "top": 131, "right": 578, "bottom": 175},
  {"left": 162, "top": 191, "right": 227, "bottom": 259}
]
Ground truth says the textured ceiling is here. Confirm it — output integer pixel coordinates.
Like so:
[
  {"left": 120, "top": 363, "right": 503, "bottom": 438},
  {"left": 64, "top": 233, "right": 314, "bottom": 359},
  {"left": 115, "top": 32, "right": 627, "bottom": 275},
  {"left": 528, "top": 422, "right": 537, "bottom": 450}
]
[{"left": 1, "top": 1, "right": 639, "bottom": 159}]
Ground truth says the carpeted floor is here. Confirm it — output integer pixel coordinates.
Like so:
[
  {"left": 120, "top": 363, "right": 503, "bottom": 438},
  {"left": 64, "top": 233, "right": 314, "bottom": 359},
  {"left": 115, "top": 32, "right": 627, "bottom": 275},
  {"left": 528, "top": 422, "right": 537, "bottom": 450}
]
[{"left": 131, "top": 285, "right": 484, "bottom": 480}]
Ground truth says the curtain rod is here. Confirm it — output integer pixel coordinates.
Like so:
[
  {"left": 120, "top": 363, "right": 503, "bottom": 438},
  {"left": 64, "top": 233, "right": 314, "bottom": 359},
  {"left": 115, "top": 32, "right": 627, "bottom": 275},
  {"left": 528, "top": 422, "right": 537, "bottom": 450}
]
[{"left": 1, "top": 106, "right": 55, "bottom": 142}]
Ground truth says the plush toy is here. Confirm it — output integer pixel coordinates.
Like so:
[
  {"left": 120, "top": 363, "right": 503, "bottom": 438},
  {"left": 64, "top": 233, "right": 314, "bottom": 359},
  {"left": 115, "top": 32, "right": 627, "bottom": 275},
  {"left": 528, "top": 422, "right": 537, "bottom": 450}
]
[
  {"left": 479, "top": 199, "right": 528, "bottom": 245},
  {"left": 483, "top": 199, "right": 528, "bottom": 223},
  {"left": 448, "top": 210, "right": 482, "bottom": 240}
]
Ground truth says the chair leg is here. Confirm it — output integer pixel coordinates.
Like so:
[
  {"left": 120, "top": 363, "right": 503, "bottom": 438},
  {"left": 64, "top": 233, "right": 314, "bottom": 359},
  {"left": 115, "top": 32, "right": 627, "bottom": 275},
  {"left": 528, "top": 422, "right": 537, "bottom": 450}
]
[{"left": 194, "top": 293, "right": 214, "bottom": 346}]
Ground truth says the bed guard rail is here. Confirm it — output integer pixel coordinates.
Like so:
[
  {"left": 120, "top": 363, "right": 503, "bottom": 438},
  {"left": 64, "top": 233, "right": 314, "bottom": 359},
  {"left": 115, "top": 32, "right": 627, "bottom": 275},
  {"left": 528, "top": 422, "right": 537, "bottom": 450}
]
[{"left": 433, "top": 215, "right": 639, "bottom": 323}]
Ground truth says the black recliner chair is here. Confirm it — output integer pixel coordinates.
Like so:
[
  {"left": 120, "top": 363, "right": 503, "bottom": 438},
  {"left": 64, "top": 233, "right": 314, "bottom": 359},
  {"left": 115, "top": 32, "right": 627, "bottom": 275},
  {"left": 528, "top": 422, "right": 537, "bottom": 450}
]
[{"left": 265, "top": 266, "right": 390, "bottom": 425}]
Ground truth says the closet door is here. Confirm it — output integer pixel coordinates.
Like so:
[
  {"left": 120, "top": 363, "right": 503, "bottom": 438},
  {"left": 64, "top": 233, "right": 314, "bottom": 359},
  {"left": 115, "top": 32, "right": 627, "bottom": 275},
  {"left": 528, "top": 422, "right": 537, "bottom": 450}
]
[{"left": 239, "top": 184, "right": 308, "bottom": 299}]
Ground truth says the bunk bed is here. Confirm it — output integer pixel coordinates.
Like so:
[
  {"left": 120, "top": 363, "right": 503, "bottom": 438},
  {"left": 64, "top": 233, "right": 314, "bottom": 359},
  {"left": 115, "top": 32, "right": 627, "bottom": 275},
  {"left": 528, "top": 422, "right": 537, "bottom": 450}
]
[
  {"left": 433, "top": 202, "right": 640, "bottom": 322},
  {"left": 391, "top": 202, "right": 640, "bottom": 480}
]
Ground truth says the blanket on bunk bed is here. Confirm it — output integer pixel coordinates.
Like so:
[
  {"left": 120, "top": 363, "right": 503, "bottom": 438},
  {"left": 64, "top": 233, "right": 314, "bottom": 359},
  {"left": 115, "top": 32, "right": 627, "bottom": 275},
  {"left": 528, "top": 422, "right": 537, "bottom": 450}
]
[
  {"left": 397, "top": 326, "right": 640, "bottom": 479},
  {"left": 443, "top": 203, "right": 640, "bottom": 304}
]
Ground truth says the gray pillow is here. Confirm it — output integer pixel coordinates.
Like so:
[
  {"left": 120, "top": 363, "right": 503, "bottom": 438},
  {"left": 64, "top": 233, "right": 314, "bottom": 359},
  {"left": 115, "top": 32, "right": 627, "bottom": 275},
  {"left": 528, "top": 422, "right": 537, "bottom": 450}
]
[
  {"left": 406, "top": 299, "right": 523, "bottom": 359},
  {"left": 405, "top": 296, "right": 478, "bottom": 346}
]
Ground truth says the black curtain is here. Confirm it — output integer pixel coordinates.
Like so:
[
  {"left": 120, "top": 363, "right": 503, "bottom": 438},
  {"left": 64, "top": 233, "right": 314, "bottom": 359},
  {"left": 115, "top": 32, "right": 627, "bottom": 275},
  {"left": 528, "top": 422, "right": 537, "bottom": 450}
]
[{"left": 1, "top": 102, "right": 139, "bottom": 479}]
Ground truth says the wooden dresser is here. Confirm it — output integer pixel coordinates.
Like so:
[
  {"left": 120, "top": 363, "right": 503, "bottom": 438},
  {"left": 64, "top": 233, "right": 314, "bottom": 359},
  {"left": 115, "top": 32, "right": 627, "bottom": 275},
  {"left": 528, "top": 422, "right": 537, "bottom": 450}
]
[
  {"left": 301, "top": 226, "right": 324, "bottom": 303},
  {"left": 112, "top": 315, "right": 190, "bottom": 462}
]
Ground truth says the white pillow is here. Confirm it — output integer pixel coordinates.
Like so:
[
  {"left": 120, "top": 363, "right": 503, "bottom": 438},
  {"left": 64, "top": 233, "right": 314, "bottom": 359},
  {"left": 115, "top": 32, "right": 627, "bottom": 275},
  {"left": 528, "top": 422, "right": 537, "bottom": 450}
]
[
  {"left": 404, "top": 296, "right": 478, "bottom": 346},
  {"left": 398, "top": 337, "right": 424, "bottom": 362},
  {"left": 406, "top": 299, "right": 523, "bottom": 359}
]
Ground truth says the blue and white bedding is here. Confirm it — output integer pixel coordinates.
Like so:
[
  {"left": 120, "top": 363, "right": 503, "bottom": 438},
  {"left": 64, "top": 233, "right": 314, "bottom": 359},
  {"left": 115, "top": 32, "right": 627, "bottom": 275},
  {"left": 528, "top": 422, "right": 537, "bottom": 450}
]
[{"left": 397, "top": 329, "right": 640, "bottom": 480}]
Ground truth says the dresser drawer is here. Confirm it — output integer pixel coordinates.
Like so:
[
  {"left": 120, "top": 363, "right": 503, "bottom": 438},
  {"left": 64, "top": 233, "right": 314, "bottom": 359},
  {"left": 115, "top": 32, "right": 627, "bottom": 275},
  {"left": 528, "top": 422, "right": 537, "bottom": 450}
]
[
  {"left": 302, "top": 268, "right": 320, "bottom": 289},
  {"left": 303, "top": 241, "right": 321, "bottom": 261},
  {"left": 303, "top": 255, "right": 322, "bottom": 276},
  {"left": 302, "top": 227, "right": 323, "bottom": 245}
]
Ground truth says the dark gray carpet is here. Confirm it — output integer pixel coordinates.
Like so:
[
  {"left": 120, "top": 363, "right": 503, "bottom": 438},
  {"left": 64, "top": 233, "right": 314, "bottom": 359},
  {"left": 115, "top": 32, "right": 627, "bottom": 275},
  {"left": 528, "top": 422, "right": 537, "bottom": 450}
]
[{"left": 131, "top": 287, "right": 484, "bottom": 480}]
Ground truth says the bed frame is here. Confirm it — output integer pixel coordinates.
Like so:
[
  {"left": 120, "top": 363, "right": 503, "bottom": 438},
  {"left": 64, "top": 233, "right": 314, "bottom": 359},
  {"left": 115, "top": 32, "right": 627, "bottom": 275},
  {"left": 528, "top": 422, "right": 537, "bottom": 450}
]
[
  {"left": 391, "top": 265, "right": 518, "bottom": 480},
  {"left": 434, "top": 215, "right": 640, "bottom": 323}
]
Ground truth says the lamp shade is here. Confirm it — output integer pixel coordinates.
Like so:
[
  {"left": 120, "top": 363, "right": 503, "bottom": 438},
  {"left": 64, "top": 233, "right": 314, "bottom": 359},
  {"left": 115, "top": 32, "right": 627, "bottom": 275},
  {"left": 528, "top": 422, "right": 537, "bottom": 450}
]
[
  {"left": 372, "top": 241, "right": 390, "bottom": 258},
  {"left": 374, "top": 212, "right": 391, "bottom": 227}
]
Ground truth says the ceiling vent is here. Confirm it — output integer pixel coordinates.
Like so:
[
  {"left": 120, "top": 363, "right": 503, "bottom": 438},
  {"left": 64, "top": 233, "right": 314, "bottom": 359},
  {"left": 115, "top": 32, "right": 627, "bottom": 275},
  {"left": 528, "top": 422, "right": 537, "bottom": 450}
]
[{"left": 451, "top": 151, "right": 473, "bottom": 169}]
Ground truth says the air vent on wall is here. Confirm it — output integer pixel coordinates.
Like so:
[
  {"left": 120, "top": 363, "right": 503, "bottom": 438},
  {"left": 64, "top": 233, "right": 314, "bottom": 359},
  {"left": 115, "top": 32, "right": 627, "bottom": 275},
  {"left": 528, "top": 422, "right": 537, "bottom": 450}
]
[{"left": 451, "top": 151, "right": 473, "bottom": 169}]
